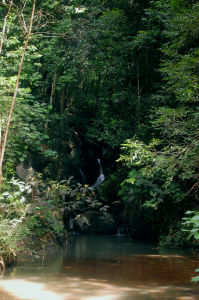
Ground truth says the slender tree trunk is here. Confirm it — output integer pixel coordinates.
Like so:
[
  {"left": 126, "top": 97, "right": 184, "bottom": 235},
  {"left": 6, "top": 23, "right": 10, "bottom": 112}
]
[
  {"left": 42, "top": 75, "right": 49, "bottom": 103},
  {"left": 67, "top": 93, "right": 74, "bottom": 109},
  {"left": 0, "top": 0, "right": 13, "bottom": 56},
  {"left": 60, "top": 88, "right": 64, "bottom": 114},
  {"left": 49, "top": 72, "right": 57, "bottom": 106},
  {"left": 136, "top": 57, "right": 141, "bottom": 130},
  {"left": 0, "top": 0, "right": 37, "bottom": 188},
  {"left": 58, "top": 88, "right": 65, "bottom": 178}
]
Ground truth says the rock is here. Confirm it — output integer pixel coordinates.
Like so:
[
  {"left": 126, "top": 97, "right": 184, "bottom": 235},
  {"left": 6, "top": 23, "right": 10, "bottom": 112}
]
[
  {"left": 16, "top": 162, "right": 32, "bottom": 180},
  {"left": 74, "top": 211, "right": 116, "bottom": 234}
]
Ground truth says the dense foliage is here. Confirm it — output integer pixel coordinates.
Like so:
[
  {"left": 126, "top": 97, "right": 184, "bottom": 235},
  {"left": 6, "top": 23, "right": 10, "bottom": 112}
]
[{"left": 0, "top": 0, "right": 199, "bottom": 265}]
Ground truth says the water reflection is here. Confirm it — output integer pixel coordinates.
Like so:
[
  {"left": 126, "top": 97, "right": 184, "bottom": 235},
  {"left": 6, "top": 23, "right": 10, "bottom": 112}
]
[{"left": 0, "top": 235, "right": 199, "bottom": 300}]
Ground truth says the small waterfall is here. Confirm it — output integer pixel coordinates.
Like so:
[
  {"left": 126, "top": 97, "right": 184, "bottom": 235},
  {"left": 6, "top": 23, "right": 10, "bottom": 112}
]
[
  {"left": 91, "top": 158, "right": 105, "bottom": 189},
  {"left": 116, "top": 224, "right": 128, "bottom": 236},
  {"left": 79, "top": 168, "right": 86, "bottom": 184},
  {"left": 117, "top": 227, "right": 121, "bottom": 236},
  {"left": 69, "top": 217, "right": 75, "bottom": 234},
  {"left": 102, "top": 147, "right": 107, "bottom": 156}
]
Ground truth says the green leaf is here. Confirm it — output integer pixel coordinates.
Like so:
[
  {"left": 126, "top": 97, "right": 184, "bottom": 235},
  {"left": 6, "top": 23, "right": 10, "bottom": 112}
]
[{"left": 191, "top": 276, "right": 199, "bottom": 283}]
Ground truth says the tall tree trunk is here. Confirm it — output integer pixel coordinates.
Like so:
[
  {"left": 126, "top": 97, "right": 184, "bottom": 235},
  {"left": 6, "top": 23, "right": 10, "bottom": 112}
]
[
  {"left": 0, "top": 0, "right": 37, "bottom": 188},
  {"left": 0, "top": 0, "right": 13, "bottom": 56},
  {"left": 60, "top": 88, "right": 64, "bottom": 114},
  {"left": 136, "top": 57, "right": 141, "bottom": 130},
  {"left": 58, "top": 88, "right": 65, "bottom": 178},
  {"left": 49, "top": 72, "right": 57, "bottom": 106}
]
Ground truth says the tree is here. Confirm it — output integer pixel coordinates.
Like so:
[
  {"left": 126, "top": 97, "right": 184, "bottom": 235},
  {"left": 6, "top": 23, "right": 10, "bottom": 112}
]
[
  {"left": 117, "top": 0, "right": 199, "bottom": 243},
  {"left": 0, "top": 0, "right": 36, "bottom": 187}
]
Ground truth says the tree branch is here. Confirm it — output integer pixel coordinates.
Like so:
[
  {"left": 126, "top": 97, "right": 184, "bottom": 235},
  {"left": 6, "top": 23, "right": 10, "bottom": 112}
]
[{"left": 0, "top": 0, "right": 37, "bottom": 187}]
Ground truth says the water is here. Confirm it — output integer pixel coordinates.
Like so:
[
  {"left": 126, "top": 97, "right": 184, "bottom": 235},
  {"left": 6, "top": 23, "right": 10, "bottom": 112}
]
[
  {"left": 91, "top": 158, "right": 105, "bottom": 189},
  {"left": 79, "top": 168, "right": 86, "bottom": 184},
  {"left": 0, "top": 235, "right": 199, "bottom": 300}
]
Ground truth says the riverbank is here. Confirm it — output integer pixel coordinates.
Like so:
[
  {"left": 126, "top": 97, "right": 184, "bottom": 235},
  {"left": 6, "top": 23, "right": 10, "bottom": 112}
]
[{"left": 0, "top": 177, "right": 68, "bottom": 274}]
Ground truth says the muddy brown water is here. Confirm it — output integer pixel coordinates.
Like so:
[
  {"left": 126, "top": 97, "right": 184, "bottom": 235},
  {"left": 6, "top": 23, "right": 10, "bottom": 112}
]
[{"left": 0, "top": 235, "right": 199, "bottom": 300}]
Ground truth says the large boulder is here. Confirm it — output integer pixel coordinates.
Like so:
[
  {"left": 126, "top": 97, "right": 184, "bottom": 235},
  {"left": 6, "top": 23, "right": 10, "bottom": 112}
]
[{"left": 74, "top": 210, "right": 116, "bottom": 234}]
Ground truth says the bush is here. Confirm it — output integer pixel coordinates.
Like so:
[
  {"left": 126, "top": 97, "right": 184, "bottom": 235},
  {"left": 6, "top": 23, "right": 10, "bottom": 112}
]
[
  {"left": 159, "top": 224, "right": 190, "bottom": 249},
  {"left": 0, "top": 176, "right": 67, "bottom": 264}
]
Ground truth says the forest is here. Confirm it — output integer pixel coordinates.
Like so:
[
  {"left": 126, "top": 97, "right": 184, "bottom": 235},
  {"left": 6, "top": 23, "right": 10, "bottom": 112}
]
[{"left": 0, "top": 0, "right": 199, "bottom": 268}]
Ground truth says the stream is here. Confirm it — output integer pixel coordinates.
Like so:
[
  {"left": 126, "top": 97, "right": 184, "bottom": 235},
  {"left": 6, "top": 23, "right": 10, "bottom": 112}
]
[{"left": 0, "top": 235, "right": 199, "bottom": 300}]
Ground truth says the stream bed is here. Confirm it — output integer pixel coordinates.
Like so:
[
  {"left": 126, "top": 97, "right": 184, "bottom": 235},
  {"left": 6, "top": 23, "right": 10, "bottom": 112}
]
[{"left": 0, "top": 235, "right": 199, "bottom": 300}]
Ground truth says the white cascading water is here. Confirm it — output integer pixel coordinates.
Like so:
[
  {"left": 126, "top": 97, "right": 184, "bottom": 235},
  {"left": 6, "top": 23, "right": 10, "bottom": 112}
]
[
  {"left": 69, "top": 217, "right": 74, "bottom": 230},
  {"left": 91, "top": 158, "right": 105, "bottom": 189}
]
